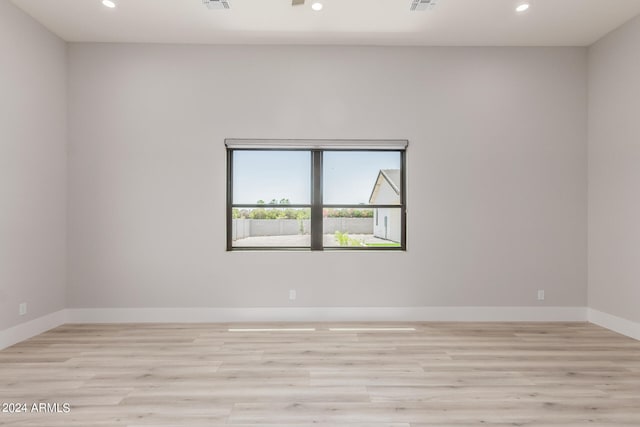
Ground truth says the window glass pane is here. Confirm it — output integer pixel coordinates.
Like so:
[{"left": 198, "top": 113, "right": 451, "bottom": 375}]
[
  {"left": 231, "top": 208, "right": 311, "bottom": 247},
  {"left": 228, "top": 146, "right": 405, "bottom": 251},
  {"left": 233, "top": 151, "right": 310, "bottom": 205},
  {"left": 323, "top": 208, "right": 402, "bottom": 248},
  {"left": 323, "top": 151, "right": 401, "bottom": 205}
]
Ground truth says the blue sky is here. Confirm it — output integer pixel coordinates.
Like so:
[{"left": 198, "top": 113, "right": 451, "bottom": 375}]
[{"left": 233, "top": 151, "right": 400, "bottom": 205}]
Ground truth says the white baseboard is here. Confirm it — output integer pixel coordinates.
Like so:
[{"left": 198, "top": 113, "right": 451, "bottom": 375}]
[
  {"left": 5, "top": 308, "right": 638, "bottom": 351},
  {"left": 66, "top": 306, "right": 588, "bottom": 323},
  {"left": 0, "top": 307, "right": 589, "bottom": 350},
  {"left": 588, "top": 308, "right": 640, "bottom": 341},
  {"left": 0, "top": 310, "right": 68, "bottom": 351}
]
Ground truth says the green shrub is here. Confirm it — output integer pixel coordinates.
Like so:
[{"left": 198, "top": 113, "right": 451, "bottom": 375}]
[{"left": 335, "top": 231, "right": 364, "bottom": 247}]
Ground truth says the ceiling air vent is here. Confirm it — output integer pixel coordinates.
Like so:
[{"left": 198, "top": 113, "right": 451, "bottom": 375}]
[
  {"left": 410, "top": 0, "right": 438, "bottom": 11},
  {"left": 203, "top": 0, "right": 230, "bottom": 10}
]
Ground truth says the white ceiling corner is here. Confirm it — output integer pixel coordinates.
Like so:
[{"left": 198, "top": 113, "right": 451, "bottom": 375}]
[{"left": 9, "top": 0, "right": 640, "bottom": 46}]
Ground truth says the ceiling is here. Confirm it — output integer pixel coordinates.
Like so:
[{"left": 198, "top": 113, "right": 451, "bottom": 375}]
[{"left": 10, "top": 0, "right": 640, "bottom": 46}]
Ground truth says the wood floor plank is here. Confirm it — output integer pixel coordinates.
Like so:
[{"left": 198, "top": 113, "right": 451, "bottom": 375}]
[{"left": 0, "top": 321, "right": 639, "bottom": 426}]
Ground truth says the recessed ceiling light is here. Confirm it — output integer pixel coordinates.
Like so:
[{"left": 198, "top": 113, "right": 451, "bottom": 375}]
[
  {"left": 516, "top": 2, "right": 530, "bottom": 12},
  {"left": 102, "top": 0, "right": 116, "bottom": 8},
  {"left": 311, "top": 2, "right": 323, "bottom": 11}
]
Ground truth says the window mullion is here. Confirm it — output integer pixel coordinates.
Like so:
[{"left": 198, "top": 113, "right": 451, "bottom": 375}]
[{"left": 310, "top": 150, "right": 323, "bottom": 251}]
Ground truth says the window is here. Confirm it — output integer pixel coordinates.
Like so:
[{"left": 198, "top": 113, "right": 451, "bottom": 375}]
[{"left": 226, "top": 139, "right": 407, "bottom": 251}]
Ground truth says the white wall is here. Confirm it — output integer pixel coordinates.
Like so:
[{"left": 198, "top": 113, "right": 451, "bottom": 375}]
[
  {"left": 0, "top": 0, "right": 67, "bottom": 330},
  {"left": 588, "top": 15, "right": 640, "bottom": 324},
  {"left": 67, "top": 44, "right": 588, "bottom": 309}
]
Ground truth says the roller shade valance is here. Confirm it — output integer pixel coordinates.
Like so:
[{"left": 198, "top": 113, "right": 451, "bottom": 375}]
[{"left": 225, "top": 139, "right": 408, "bottom": 150}]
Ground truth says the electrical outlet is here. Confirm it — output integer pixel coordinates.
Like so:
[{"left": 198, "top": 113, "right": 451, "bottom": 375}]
[
  {"left": 289, "top": 289, "right": 297, "bottom": 301},
  {"left": 537, "top": 290, "right": 545, "bottom": 301},
  {"left": 19, "top": 302, "right": 27, "bottom": 316}
]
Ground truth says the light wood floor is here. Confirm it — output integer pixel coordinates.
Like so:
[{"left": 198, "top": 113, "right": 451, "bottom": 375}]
[{"left": 1, "top": 322, "right": 640, "bottom": 426}]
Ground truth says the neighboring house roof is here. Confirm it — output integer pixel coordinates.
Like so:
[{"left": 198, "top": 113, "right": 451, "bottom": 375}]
[{"left": 368, "top": 169, "right": 401, "bottom": 204}]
